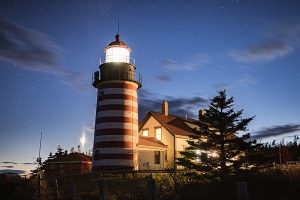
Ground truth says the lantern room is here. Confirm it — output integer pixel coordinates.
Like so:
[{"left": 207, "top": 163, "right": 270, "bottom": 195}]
[{"left": 104, "top": 34, "right": 131, "bottom": 63}]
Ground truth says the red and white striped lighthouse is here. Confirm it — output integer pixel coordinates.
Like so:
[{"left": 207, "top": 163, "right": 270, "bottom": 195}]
[{"left": 92, "top": 34, "right": 142, "bottom": 171}]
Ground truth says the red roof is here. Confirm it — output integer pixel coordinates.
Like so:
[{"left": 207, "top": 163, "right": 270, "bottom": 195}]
[
  {"left": 139, "top": 111, "right": 196, "bottom": 137},
  {"left": 138, "top": 136, "right": 168, "bottom": 148},
  {"left": 46, "top": 153, "right": 92, "bottom": 163}
]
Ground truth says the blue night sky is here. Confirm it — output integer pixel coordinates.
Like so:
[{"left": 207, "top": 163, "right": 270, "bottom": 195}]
[{"left": 0, "top": 0, "right": 300, "bottom": 174}]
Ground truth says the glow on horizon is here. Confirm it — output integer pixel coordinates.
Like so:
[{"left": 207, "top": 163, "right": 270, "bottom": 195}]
[{"left": 80, "top": 133, "right": 86, "bottom": 147}]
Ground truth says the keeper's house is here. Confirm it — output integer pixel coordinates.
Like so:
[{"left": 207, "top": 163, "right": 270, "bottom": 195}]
[{"left": 137, "top": 100, "right": 200, "bottom": 170}]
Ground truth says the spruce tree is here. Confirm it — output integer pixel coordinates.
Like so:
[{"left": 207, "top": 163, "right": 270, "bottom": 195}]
[
  {"left": 177, "top": 90, "right": 257, "bottom": 181},
  {"left": 55, "top": 145, "right": 64, "bottom": 158}
]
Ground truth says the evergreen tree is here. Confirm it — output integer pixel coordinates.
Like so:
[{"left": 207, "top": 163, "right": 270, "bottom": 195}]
[
  {"left": 48, "top": 152, "right": 54, "bottom": 160},
  {"left": 55, "top": 145, "right": 64, "bottom": 157},
  {"left": 177, "top": 90, "right": 257, "bottom": 181}
]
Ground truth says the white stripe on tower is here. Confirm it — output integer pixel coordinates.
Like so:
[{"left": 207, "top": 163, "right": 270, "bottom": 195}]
[
  {"left": 95, "top": 123, "right": 138, "bottom": 130},
  {"left": 96, "top": 111, "right": 138, "bottom": 119}
]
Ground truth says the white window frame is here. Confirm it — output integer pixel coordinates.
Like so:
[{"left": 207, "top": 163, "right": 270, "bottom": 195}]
[{"left": 155, "top": 127, "right": 162, "bottom": 140}]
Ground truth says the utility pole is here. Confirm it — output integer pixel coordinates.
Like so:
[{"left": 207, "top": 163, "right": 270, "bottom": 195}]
[
  {"left": 279, "top": 144, "right": 282, "bottom": 165},
  {"left": 37, "top": 132, "right": 43, "bottom": 200}
]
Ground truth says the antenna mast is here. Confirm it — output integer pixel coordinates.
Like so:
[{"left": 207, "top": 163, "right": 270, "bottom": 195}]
[{"left": 117, "top": 18, "right": 120, "bottom": 34}]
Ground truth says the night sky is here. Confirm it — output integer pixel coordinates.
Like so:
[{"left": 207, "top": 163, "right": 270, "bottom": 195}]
[{"left": 0, "top": 0, "right": 300, "bottom": 174}]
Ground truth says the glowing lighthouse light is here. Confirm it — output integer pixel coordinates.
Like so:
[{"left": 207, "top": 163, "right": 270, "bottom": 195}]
[{"left": 105, "top": 34, "right": 131, "bottom": 63}]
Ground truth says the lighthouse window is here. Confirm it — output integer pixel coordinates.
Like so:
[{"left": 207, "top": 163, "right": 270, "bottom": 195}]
[
  {"left": 99, "top": 91, "right": 104, "bottom": 100},
  {"left": 155, "top": 127, "right": 162, "bottom": 140},
  {"left": 106, "top": 47, "right": 130, "bottom": 63}
]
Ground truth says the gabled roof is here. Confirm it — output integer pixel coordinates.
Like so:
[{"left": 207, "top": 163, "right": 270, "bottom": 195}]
[
  {"left": 139, "top": 111, "right": 197, "bottom": 137},
  {"left": 46, "top": 153, "right": 92, "bottom": 163},
  {"left": 137, "top": 136, "right": 168, "bottom": 149}
]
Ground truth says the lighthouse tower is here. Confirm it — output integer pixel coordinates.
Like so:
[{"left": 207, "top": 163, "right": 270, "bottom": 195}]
[{"left": 92, "top": 34, "right": 142, "bottom": 171}]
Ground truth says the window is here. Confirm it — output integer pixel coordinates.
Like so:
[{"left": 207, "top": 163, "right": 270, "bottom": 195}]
[
  {"left": 99, "top": 91, "right": 104, "bottom": 101},
  {"left": 142, "top": 129, "right": 149, "bottom": 136},
  {"left": 154, "top": 151, "right": 160, "bottom": 164},
  {"left": 105, "top": 46, "right": 130, "bottom": 63},
  {"left": 59, "top": 168, "right": 64, "bottom": 175},
  {"left": 155, "top": 127, "right": 162, "bottom": 140}
]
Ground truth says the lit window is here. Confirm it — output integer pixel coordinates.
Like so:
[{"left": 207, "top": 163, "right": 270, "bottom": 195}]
[
  {"left": 154, "top": 151, "right": 160, "bottom": 164},
  {"left": 142, "top": 129, "right": 149, "bottom": 136},
  {"left": 155, "top": 127, "right": 162, "bottom": 140},
  {"left": 105, "top": 47, "right": 130, "bottom": 63}
]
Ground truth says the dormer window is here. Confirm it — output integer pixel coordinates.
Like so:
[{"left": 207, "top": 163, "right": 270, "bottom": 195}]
[{"left": 142, "top": 129, "right": 149, "bottom": 137}]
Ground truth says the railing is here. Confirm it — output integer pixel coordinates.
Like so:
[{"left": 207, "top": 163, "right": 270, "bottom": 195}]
[
  {"left": 99, "top": 57, "right": 136, "bottom": 66},
  {"left": 92, "top": 71, "right": 142, "bottom": 86}
]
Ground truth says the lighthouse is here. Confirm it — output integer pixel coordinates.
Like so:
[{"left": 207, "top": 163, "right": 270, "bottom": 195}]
[{"left": 92, "top": 34, "right": 142, "bottom": 171}]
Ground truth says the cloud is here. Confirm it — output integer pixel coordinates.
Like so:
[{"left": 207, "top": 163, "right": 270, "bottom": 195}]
[
  {"left": 160, "top": 59, "right": 195, "bottom": 70},
  {"left": 160, "top": 53, "right": 209, "bottom": 70},
  {"left": 236, "top": 76, "right": 256, "bottom": 88},
  {"left": 21, "top": 162, "right": 36, "bottom": 165},
  {"left": 230, "top": 41, "right": 293, "bottom": 62},
  {"left": 138, "top": 89, "right": 208, "bottom": 120},
  {"left": 230, "top": 19, "right": 300, "bottom": 62},
  {"left": 0, "top": 169, "right": 26, "bottom": 175},
  {"left": 1, "top": 166, "right": 14, "bottom": 168},
  {"left": 155, "top": 74, "right": 172, "bottom": 82},
  {"left": 0, "top": 18, "right": 86, "bottom": 91},
  {"left": 211, "top": 83, "right": 229, "bottom": 90},
  {"left": 211, "top": 76, "right": 255, "bottom": 91},
  {"left": 252, "top": 123, "right": 300, "bottom": 139},
  {"left": 1, "top": 161, "right": 18, "bottom": 165}
]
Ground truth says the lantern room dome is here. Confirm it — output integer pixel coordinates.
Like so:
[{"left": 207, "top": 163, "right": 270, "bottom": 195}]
[{"left": 105, "top": 34, "right": 130, "bottom": 50}]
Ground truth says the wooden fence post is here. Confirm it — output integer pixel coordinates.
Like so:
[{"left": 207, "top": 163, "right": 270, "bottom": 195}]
[
  {"left": 147, "top": 174, "right": 156, "bottom": 200},
  {"left": 72, "top": 180, "right": 78, "bottom": 200},
  {"left": 99, "top": 178, "right": 107, "bottom": 200},
  {"left": 55, "top": 179, "right": 60, "bottom": 200},
  {"left": 236, "top": 181, "right": 248, "bottom": 200}
]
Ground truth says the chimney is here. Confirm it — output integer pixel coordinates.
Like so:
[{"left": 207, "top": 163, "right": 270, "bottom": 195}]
[
  {"left": 162, "top": 100, "right": 168, "bottom": 116},
  {"left": 199, "top": 109, "right": 205, "bottom": 120}
]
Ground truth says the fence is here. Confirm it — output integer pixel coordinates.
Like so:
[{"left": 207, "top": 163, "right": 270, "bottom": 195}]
[
  {"left": 39, "top": 171, "right": 180, "bottom": 200},
  {"left": 36, "top": 167, "right": 300, "bottom": 200}
]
